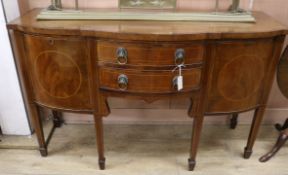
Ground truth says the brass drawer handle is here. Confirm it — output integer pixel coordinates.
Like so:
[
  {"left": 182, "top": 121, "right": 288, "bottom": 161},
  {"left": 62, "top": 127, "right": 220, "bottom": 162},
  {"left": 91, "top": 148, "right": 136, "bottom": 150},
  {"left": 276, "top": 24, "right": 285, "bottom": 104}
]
[
  {"left": 175, "top": 48, "right": 185, "bottom": 65},
  {"left": 48, "top": 39, "right": 55, "bottom": 45},
  {"left": 116, "top": 47, "right": 128, "bottom": 65},
  {"left": 118, "top": 74, "right": 128, "bottom": 90}
]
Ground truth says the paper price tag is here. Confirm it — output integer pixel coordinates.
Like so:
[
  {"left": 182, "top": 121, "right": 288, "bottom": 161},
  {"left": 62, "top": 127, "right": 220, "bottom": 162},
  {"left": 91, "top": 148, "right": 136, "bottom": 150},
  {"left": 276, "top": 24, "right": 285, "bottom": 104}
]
[
  {"left": 177, "top": 75, "right": 183, "bottom": 91},
  {"left": 172, "top": 64, "right": 185, "bottom": 91}
]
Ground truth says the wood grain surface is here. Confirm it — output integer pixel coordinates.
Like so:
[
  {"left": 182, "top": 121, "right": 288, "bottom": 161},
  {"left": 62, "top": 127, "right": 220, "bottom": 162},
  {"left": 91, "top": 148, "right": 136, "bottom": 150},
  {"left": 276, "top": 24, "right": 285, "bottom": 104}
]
[{"left": 7, "top": 9, "right": 288, "bottom": 41}]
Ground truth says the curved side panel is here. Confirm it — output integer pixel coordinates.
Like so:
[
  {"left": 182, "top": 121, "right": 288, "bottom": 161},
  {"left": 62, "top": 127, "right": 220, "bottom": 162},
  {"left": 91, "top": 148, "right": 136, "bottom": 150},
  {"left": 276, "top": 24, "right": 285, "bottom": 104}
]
[
  {"left": 206, "top": 39, "right": 275, "bottom": 113},
  {"left": 277, "top": 46, "right": 288, "bottom": 99},
  {"left": 24, "top": 35, "right": 92, "bottom": 111}
]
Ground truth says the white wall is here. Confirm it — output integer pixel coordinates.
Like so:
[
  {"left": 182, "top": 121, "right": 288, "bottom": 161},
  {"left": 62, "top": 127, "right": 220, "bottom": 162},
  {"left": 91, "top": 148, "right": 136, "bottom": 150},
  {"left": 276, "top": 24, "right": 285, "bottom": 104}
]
[
  {"left": 0, "top": 0, "right": 31, "bottom": 135},
  {"left": 2, "top": 0, "right": 20, "bottom": 21}
]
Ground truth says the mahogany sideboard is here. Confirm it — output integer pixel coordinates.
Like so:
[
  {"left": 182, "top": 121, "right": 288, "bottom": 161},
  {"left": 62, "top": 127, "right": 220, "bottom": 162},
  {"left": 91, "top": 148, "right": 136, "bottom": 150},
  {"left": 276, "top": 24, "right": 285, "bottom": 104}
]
[{"left": 7, "top": 9, "right": 288, "bottom": 171}]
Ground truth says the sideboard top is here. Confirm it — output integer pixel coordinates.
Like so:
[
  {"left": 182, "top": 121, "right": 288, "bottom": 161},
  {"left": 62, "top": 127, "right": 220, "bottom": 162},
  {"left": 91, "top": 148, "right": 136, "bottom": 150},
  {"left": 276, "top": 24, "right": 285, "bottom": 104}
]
[{"left": 8, "top": 9, "right": 288, "bottom": 41}]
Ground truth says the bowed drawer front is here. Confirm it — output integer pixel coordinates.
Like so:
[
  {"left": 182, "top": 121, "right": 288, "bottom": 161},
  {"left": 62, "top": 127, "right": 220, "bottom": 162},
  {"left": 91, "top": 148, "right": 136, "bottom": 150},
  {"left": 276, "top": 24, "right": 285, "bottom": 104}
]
[
  {"left": 97, "top": 41, "right": 205, "bottom": 66},
  {"left": 97, "top": 40, "right": 204, "bottom": 94},
  {"left": 99, "top": 67, "right": 202, "bottom": 93}
]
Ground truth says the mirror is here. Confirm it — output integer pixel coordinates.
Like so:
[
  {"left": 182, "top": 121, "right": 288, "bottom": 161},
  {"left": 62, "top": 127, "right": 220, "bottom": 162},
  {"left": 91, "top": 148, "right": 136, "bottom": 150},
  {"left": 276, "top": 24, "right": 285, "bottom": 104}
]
[
  {"left": 119, "top": 0, "right": 177, "bottom": 9},
  {"left": 46, "top": 0, "right": 255, "bottom": 14},
  {"left": 40, "top": 0, "right": 255, "bottom": 22}
]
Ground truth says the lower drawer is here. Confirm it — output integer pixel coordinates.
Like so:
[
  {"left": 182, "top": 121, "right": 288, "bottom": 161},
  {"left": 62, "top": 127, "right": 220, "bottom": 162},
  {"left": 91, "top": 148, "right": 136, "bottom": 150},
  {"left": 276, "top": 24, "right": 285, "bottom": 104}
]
[{"left": 99, "top": 67, "right": 202, "bottom": 93}]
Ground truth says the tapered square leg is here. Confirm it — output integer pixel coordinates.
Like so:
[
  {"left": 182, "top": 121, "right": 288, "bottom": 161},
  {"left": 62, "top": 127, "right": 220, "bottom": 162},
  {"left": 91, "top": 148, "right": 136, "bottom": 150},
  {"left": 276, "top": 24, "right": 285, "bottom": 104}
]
[
  {"left": 244, "top": 107, "right": 265, "bottom": 159},
  {"left": 29, "top": 104, "right": 48, "bottom": 157},
  {"left": 40, "top": 148, "right": 48, "bottom": 157},
  {"left": 188, "top": 116, "right": 204, "bottom": 171},
  {"left": 243, "top": 147, "right": 253, "bottom": 159},
  {"left": 93, "top": 114, "right": 106, "bottom": 170},
  {"left": 188, "top": 158, "right": 196, "bottom": 171},
  {"left": 230, "top": 113, "right": 238, "bottom": 129},
  {"left": 52, "top": 110, "right": 64, "bottom": 128},
  {"left": 99, "top": 158, "right": 106, "bottom": 170}
]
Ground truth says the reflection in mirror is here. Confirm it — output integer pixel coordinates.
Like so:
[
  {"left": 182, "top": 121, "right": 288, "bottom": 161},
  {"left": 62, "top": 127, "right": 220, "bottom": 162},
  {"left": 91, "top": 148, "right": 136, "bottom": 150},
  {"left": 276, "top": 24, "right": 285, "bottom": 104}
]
[
  {"left": 229, "top": 0, "right": 241, "bottom": 12},
  {"left": 40, "top": 0, "right": 255, "bottom": 22},
  {"left": 119, "top": 0, "right": 176, "bottom": 9},
  {"left": 46, "top": 0, "right": 255, "bottom": 13},
  {"left": 75, "top": 0, "right": 79, "bottom": 10},
  {"left": 48, "top": 0, "right": 62, "bottom": 10}
]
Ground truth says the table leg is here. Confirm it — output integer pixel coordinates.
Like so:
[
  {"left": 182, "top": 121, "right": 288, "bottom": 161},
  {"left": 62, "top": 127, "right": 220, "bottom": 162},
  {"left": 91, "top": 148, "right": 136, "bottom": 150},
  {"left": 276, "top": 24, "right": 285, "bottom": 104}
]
[
  {"left": 244, "top": 106, "right": 265, "bottom": 159},
  {"left": 188, "top": 115, "right": 204, "bottom": 171},
  {"left": 275, "top": 118, "right": 288, "bottom": 131},
  {"left": 230, "top": 113, "right": 238, "bottom": 129},
  {"left": 259, "top": 129, "right": 288, "bottom": 162},
  {"left": 29, "top": 104, "right": 47, "bottom": 156},
  {"left": 52, "top": 110, "right": 63, "bottom": 128},
  {"left": 93, "top": 114, "right": 105, "bottom": 170}
]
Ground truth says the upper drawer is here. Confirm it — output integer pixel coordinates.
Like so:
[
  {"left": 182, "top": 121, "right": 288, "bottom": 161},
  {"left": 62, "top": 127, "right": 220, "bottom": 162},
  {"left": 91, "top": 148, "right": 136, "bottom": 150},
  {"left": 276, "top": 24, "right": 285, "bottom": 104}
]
[{"left": 97, "top": 41, "right": 204, "bottom": 66}]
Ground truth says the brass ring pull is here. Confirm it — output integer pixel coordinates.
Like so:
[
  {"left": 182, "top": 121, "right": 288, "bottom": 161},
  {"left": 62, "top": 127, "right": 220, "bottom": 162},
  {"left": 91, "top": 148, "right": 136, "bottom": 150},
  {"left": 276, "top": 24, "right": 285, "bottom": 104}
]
[
  {"left": 118, "top": 74, "right": 128, "bottom": 90},
  {"left": 175, "top": 48, "right": 185, "bottom": 65},
  {"left": 48, "top": 39, "right": 54, "bottom": 45},
  {"left": 116, "top": 47, "right": 128, "bottom": 65}
]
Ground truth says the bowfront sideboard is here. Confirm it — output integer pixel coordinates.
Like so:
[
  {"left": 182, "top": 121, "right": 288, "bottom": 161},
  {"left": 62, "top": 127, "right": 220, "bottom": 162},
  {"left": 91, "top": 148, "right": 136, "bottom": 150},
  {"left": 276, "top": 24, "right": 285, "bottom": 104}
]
[{"left": 8, "top": 9, "right": 288, "bottom": 171}]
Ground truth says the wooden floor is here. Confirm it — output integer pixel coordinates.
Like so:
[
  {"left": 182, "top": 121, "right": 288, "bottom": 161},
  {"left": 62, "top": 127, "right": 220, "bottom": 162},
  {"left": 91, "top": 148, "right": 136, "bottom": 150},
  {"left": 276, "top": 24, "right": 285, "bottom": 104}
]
[{"left": 0, "top": 123, "right": 287, "bottom": 175}]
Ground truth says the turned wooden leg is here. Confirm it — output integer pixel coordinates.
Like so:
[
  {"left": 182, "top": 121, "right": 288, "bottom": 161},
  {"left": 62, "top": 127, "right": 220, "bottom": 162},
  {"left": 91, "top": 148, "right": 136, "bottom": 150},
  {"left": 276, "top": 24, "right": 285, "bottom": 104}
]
[
  {"left": 52, "top": 110, "right": 64, "bottom": 128},
  {"left": 244, "top": 107, "right": 265, "bottom": 159},
  {"left": 275, "top": 118, "right": 288, "bottom": 131},
  {"left": 259, "top": 129, "right": 288, "bottom": 162},
  {"left": 188, "top": 116, "right": 204, "bottom": 171},
  {"left": 93, "top": 114, "right": 105, "bottom": 170},
  {"left": 230, "top": 113, "right": 238, "bottom": 129},
  {"left": 281, "top": 119, "right": 288, "bottom": 130},
  {"left": 30, "top": 104, "right": 47, "bottom": 156}
]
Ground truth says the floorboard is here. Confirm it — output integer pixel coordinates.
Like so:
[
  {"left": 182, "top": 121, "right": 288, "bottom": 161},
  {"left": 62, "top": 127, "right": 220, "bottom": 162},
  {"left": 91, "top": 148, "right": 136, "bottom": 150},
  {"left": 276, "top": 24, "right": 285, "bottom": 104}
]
[{"left": 0, "top": 124, "right": 287, "bottom": 175}]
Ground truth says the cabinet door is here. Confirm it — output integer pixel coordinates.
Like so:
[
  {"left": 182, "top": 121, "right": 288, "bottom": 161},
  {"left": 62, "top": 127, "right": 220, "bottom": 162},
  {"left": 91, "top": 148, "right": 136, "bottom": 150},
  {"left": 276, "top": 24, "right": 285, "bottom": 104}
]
[
  {"left": 24, "top": 35, "right": 92, "bottom": 111},
  {"left": 206, "top": 39, "right": 275, "bottom": 114}
]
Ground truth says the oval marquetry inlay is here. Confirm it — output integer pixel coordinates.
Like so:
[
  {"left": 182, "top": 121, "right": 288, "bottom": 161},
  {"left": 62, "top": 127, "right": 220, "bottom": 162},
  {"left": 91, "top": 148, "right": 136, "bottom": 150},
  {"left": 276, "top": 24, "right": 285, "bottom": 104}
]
[
  {"left": 217, "top": 55, "right": 264, "bottom": 101},
  {"left": 34, "top": 51, "right": 82, "bottom": 99}
]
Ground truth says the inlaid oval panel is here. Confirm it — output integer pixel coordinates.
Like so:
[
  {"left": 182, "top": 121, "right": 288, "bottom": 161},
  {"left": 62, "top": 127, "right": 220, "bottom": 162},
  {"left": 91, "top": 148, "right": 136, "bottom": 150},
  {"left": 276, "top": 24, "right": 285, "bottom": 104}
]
[
  {"left": 34, "top": 51, "right": 82, "bottom": 99},
  {"left": 217, "top": 55, "right": 265, "bottom": 101}
]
